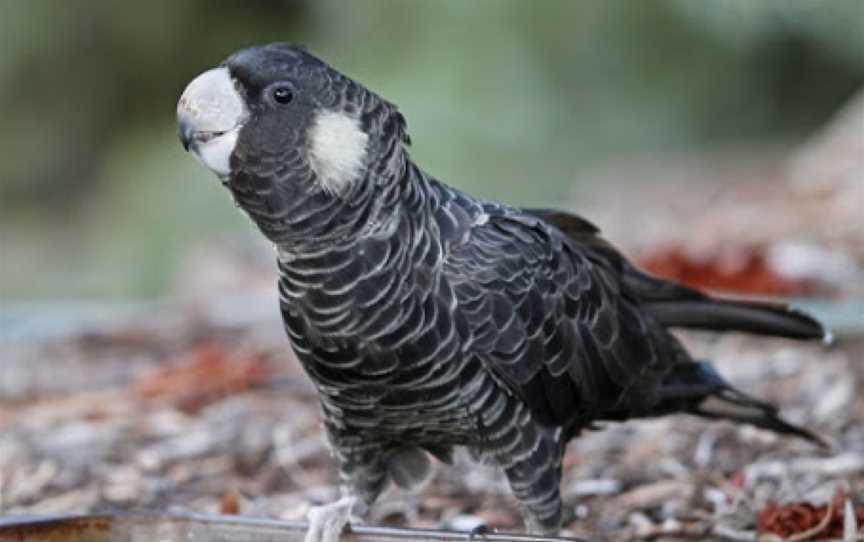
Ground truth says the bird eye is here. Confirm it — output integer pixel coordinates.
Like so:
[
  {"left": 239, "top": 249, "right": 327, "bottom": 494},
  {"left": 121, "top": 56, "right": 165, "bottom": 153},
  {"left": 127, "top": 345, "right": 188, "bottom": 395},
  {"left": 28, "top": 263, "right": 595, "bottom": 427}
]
[{"left": 272, "top": 86, "right": 294, "bottom": 104}]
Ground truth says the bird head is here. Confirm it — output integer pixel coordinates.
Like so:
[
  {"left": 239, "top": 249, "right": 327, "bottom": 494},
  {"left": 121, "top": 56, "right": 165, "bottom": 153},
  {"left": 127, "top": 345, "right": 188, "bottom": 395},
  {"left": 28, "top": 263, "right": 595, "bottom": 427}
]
[{"left": 177, "top": 44, "right": 409, "bottom": 244}]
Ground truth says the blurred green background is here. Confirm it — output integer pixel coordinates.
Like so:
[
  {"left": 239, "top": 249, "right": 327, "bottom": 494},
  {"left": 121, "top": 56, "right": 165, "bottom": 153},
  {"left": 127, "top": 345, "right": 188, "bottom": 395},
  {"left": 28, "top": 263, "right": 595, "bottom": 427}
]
[{"left": 1, "top": 0, "right": 862, "bottom": 300}]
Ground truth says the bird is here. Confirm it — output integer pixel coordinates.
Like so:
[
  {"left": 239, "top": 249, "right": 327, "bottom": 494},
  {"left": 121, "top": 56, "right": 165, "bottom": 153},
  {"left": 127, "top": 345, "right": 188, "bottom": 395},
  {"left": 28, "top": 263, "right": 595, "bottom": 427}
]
[{"left": 176, "top": 43, "right": 829, "bottom": 540}]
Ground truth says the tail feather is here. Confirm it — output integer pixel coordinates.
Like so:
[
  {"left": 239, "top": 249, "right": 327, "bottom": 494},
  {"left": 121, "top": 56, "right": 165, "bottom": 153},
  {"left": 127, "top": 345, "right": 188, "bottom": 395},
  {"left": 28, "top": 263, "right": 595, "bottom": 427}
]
[
  {"left": 623, "top": 263, "right": 827, "bottom": 341},
  {"left": 609, "top": 362, "right": 827, "bottom": 447},
  {"left": 644, "top": 298, "right": 827, "bottom": 341},
  {"left": 692, "top": 386, "right": 827, "bottom": 447}
]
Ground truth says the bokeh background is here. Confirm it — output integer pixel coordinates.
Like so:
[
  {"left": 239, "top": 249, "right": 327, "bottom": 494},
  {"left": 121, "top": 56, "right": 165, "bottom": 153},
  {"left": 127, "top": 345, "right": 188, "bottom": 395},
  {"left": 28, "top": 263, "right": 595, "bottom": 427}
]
[
  {"left": 3, "top": 3, "right": 864, "bottom": 539},
  {"left": 2, "top": 0, "right": 862, "bottom": 300}
]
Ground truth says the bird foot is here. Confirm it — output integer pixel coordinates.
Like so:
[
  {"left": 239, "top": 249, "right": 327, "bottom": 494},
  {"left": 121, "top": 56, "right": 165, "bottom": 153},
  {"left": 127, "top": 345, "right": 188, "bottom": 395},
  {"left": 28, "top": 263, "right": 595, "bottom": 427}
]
[
  {"left": 469, "top": 523, "right": 494, "bottom": 540},
  {"left": 304, "top": 496, "right": 359, "bottom": 542}
]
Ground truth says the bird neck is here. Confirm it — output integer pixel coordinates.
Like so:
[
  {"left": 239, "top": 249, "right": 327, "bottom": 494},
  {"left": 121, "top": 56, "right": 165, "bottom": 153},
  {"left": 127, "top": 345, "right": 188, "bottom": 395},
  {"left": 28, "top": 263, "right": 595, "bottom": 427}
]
[{"left": 249, "top": 148, "right": 417, "bottom": 255}]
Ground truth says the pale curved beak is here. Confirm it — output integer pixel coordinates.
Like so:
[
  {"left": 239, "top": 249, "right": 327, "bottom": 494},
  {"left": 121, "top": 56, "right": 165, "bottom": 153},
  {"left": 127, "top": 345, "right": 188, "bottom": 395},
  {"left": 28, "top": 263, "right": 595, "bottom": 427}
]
[{"left": 177, "top": 67, "right": 248, "bottom": 177}]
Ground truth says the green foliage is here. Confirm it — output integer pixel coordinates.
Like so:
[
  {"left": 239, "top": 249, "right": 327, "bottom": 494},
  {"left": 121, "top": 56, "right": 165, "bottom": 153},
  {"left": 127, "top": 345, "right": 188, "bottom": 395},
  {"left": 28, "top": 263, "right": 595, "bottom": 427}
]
[{"left": 1, "top": 0, "right": 861, "bottom": 298}]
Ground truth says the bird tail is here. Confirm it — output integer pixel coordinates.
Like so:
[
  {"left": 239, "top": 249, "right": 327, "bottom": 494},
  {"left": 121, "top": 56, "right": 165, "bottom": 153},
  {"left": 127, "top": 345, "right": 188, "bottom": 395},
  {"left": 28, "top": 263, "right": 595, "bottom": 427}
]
[
  {"left": 644, "top": 361, "right": 827, "bottom": 447},
  {"left": 623, "top": 269, "right": 829, "bottom": 342},
  {"left": 644, "top": 297, "right": 828, "bottom": 341}
]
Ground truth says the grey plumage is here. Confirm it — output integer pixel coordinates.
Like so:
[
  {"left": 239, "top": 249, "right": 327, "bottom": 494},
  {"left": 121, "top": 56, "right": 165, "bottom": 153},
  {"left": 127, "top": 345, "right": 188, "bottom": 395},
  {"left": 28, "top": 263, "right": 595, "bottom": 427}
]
[{"left": 177, "top": 43, "right": 827, "bottom": 535}]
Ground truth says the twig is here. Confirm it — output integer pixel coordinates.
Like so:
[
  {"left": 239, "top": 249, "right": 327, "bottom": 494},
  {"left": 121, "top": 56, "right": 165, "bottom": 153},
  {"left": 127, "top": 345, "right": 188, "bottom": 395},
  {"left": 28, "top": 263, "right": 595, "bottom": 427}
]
[
  {"left": 631, "top": 518, "right": 710, "bottom": 540},
  {"left": 711, "top": 523, "right": 757, "bottom": 542},
  {"left": 0, "top": 512, "right": 588, "bottom": 542},
  {"left": 844, "top": 499, "right": 860, "bottom": 542}
]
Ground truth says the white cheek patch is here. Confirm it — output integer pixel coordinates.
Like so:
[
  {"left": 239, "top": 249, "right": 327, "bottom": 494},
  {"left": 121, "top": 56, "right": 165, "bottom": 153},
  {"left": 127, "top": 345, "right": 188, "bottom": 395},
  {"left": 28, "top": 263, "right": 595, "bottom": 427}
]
[
  {"left": 193, "top": 128, "right": 240, "bottom": 178},
  {"left": 308, "top": 110, "right": 369, "bottom": 195}
]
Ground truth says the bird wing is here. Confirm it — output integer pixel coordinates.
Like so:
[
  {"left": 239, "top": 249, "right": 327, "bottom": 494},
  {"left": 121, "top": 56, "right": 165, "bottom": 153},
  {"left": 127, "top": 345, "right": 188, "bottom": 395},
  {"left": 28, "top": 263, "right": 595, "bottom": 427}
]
[
  {"left": 524, "top": 208, "right": 826, "bottom": 341},
  {"left": 442, "top": 202, "right": 676, "bottom": 431}
]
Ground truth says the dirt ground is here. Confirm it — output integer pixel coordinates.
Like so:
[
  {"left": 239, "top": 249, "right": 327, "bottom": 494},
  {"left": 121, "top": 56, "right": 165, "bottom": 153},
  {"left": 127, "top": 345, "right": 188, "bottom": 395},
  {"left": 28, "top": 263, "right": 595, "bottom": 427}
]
[{"left": 1, "top": 286, "right": 862, "bottom": 542}]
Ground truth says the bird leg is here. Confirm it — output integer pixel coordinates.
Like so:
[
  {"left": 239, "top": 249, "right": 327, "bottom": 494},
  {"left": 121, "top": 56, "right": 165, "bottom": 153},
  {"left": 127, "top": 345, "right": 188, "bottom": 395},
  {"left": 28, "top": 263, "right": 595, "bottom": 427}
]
[
  {"left": 501, "top": 437, "right": 564, "bottom": 535},
  {"left": 304, "top": 428, "right": 387, "bottom": 542}
]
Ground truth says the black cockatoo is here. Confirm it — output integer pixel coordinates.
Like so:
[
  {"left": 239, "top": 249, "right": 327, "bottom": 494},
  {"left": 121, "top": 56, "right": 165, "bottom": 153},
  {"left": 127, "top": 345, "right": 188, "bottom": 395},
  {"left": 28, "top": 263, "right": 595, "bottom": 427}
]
[{"left": 176, "top": 44, "right": 827, "bottom": 540}]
